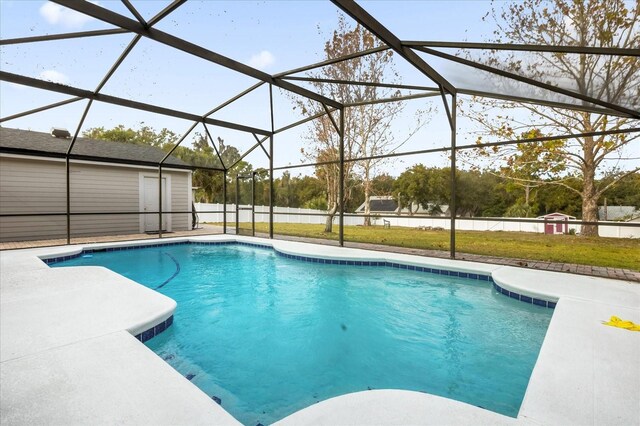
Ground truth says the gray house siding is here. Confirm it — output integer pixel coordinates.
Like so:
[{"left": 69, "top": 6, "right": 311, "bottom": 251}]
[
  {"left": 0, "top": 156, "right": 191, "bottom": 242},
  {"left": 170, "top": 172, "right": 189, "bottom": 231},
  {"left": 0, "top": 157, "right": 67, "bottom": 241},
  {"left": 69, "top": 162, "right": 140, "bottom": 237}
]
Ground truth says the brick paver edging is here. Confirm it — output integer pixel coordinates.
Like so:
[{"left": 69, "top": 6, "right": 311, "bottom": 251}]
[{"left": 263, "top": 234, "right": 640, "bottom": 284}]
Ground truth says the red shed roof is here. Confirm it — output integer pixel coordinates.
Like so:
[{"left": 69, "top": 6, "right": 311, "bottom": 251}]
[{"left": 537, "top": 212, "right": 577, "bottom": 220}]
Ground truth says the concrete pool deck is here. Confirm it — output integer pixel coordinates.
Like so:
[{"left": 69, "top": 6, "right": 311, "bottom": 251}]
[{"left": 1, "top": 235, "right": 638, "bottom": 425}]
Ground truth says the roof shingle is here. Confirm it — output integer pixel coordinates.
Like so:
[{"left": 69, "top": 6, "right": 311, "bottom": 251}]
[{"left": 0, "top": 127, "right": 189, "bottom": 167}]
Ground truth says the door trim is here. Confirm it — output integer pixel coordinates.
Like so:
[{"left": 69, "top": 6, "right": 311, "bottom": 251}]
[{"left": 139, "top": 173, "right": 172, "bottom": 233}]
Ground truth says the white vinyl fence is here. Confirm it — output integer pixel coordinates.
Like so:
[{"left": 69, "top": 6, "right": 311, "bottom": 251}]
[
  {"left": 195, "top": 203, "right": 361, "bottom": 226},
  {"left": 194, "top": 203, "right": 639, "bottom": 238}
]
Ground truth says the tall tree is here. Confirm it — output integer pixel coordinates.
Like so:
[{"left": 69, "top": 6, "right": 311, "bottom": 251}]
[
  {"left": 371, "top": 173, "right": 396, "bottom": 196},
  {"left": 275, "top": 171, "right": 295, "bottom": 207},
  {"left": 393, "top": 165, "right": 449, "bottom": 215},
  {"left": 294, "top": 175, "right": 328, "bottom": 209},
  {"left": 189, "top": 133, "right": 251, "bottom": 203},
  {"left": 293, "top": 15, "right": 427, "bottom": 231},
  {"left": 465, "top": 0, "right": 640, "bottom": 236},
  {"left": 83, "top": 124, "right": 179, "bottom": 148},
  {"left": 599, "top": 171, "right": 640, "bottom": 209},
  {"left": 536, "top": 178, "right": 583, "bottom": 216}
]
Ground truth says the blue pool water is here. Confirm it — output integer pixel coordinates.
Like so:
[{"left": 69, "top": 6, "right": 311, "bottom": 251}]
[{"left": 53, "top": 243, "right": 552, "bottom": 425}]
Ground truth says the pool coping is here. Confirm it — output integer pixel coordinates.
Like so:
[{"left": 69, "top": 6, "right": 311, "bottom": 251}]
[{"left": 1, "top": 235, "right": 639, "bottom": 425}]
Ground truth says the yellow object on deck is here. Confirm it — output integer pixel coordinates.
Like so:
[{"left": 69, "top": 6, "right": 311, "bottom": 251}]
[{"left": 602, "top": 316, "right": 640, "bottom": 331}]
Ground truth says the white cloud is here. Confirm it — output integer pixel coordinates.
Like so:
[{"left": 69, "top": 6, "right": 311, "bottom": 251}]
[
  {"left": 39, "top": 1, "right": 96, "bottom": 29},
  {"left": 248, "top": 50, "right": 275, "bottom": 70},
  {"left": 39, "top": 69, "right": 69, "bottom": 85}
]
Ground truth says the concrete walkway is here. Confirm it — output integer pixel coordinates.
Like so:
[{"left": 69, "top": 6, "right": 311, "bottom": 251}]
[{"left": 2, "top": 226, "right": 638, "bottom": 283}]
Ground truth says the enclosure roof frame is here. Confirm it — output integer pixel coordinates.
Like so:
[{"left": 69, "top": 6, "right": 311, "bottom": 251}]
[{"left": 2, "top": 0, "right": 637, "bottom": 137}]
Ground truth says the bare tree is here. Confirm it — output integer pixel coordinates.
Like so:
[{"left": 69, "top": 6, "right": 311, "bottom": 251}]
[
  {"left": 293, "top": 15, "right": 428, "bottom": 231},
  {"left": 463, "top": 0, "right": 639, "bottom": 236}
]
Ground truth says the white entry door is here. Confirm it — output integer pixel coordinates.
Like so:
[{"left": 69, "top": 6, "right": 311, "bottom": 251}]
[{"left": 143, "top": 176, "right": 168, "bottom": 232}]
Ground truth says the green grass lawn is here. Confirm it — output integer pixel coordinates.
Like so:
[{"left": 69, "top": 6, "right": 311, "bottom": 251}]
[{"left": 228, "top": 222, "right": 640, "bottom": 270}]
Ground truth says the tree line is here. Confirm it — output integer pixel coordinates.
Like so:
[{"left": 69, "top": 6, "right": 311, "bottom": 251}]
[{"left": 269, "top": 166, "right": 639, "bottom": 219}]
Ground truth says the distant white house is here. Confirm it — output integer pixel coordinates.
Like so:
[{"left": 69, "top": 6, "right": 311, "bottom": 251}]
[
  {"left": 0, "top": 127, "right": 193, "bottom": 242},
  {"left": 598, "top": 205, "right": 639, "bottom": 222},
  {"left": 354, "top": 195, "right": 450, "bottom": 216}
]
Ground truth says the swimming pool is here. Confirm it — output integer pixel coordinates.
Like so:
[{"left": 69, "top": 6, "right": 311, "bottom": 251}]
[{"left": 52, "top": 242, "right": 552, "bottom": 425}]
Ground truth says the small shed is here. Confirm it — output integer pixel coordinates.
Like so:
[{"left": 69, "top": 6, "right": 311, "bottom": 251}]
[
  {"left": 0, "top": 127, "right": 193, "bottom": 242},
  {"left": 537, "top": 212, "right": 576, "bottom": 235}
]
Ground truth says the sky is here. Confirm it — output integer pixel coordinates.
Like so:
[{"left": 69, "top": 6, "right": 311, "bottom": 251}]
[{"left": 1, "top": 0, "right": 638, "bottom": 178}]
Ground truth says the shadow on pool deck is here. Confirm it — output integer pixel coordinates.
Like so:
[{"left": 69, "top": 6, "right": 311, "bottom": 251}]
[{"left": 1, "top": 225, "right": 638, "bottom": 283}]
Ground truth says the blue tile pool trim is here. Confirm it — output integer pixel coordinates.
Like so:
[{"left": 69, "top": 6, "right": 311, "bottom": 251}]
[
  {"left": 134, "top": 315, "right": 173, "bottom": 343},
  {"left": 492, "top": 282, "right": 556, "bottom": 309},
  {"left": 274, "top": 251, "right": 561, "bottom": 308},
  {"left": 43, "top": 240, "right": 554, "bottom": 309},
  {"left": 277, "top": 250, "right": 486, "bottom": 275},
  {"left": 42, "top": 241, "right": 271, "bottom": 265}
]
